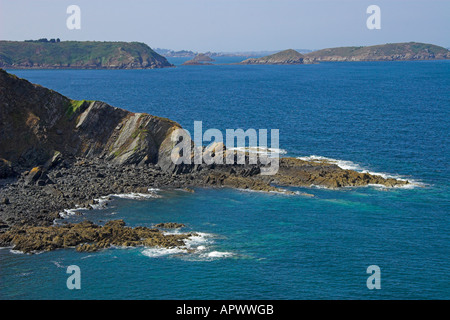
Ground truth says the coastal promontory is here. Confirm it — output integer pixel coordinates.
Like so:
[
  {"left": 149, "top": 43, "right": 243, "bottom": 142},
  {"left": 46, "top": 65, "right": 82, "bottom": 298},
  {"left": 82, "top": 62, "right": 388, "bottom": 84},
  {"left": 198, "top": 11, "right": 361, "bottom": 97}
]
[
  {"left": 0, "top": 69, "right": 409, "bottom": 250},
  {"left": 0, "top": 40, "right": 173, "bottom": 69}
]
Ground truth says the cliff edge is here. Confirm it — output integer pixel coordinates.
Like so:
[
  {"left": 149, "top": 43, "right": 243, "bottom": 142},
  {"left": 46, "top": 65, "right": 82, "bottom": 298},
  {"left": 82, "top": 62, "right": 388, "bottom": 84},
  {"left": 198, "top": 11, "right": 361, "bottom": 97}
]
[{"left": 0, "top": 69, "right": 180, "bottom": 172}]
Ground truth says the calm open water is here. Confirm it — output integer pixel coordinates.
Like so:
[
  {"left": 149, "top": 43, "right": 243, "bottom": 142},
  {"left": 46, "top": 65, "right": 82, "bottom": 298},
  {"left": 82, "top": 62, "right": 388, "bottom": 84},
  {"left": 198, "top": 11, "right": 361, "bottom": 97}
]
[{"left": 1, "top": 60, "right": 449, "bottom": 299}]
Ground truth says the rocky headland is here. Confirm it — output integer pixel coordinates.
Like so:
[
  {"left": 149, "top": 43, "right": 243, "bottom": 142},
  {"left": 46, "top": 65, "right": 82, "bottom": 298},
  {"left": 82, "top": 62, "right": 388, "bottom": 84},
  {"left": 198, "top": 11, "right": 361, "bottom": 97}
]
[
  {"left": 0, "top": 41, "right": 173, "bottom": 69},
  {"left": 0, "top": 69, "right": 409, "bottom": 253}
]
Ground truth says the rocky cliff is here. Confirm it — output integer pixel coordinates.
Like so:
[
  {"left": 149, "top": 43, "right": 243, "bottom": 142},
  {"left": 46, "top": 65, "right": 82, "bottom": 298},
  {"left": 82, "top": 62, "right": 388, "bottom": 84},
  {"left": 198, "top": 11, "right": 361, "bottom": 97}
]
[
  {"left": 0, "top": 69, "right": 180, "bottom": 173},
  {"left": 305, "top": 42, "right": 450, "bottom": 62},
  {"left": 0, "top": 41, "right": 173, "bottom": 69}
]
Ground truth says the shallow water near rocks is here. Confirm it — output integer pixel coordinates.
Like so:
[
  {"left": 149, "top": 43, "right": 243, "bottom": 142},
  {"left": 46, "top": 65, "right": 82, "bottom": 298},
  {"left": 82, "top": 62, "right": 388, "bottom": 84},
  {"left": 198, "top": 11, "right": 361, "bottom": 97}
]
[{"left": 1, "top": 61, "right": 449, "bottom": 299}]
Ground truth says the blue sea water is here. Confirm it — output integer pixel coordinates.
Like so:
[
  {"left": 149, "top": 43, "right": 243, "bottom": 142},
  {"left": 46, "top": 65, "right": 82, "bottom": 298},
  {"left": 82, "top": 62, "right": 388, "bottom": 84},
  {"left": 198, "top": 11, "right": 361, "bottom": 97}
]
[{"left": 1, "top": 61, "right": 449, "bottom": 299}]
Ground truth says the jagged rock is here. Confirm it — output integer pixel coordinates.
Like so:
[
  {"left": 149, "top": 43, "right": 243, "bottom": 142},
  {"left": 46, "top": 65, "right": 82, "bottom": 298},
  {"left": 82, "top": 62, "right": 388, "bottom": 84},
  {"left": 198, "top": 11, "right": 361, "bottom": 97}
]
[{"left": 153, "top": 222, "right": 186, "bottom": 229}]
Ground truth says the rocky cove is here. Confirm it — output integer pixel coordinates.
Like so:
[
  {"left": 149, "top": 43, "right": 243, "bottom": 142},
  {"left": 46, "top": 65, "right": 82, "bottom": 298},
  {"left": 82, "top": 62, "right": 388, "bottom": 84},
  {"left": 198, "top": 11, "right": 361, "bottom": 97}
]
[{"left": 0, "top": 69, "right": 409, "bottom": 254}]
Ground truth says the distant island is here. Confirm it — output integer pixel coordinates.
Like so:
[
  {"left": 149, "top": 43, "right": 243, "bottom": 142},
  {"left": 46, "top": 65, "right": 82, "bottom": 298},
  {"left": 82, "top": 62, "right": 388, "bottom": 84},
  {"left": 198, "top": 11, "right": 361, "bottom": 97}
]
[
  {"left": 304, "top": 42, "right": 450, "bottom": 62},
  {"left": 182, "top": 53, "right": 215, "bottom": 66},
  {"left": 240, "top": 49, "right": 306, "bottom": 65},
  {"left": 238, "top": 42, "right": 450, "bottom": 65},
  {"left": 0, "top": 40, "right": 173, "bottom": 69},
  {"left": 154, "top": 48, "right": 313, "bottom": 58}
]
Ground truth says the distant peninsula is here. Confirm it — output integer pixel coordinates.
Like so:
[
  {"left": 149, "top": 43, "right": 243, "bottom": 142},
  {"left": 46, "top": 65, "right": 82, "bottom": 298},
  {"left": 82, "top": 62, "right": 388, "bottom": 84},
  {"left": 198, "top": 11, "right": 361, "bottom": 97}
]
[
  {"left": 304, "top": 42, "right": 450, "bottom": 62},
  {"left": 0, "top": 40, "right": 173, "bottom": 69}
]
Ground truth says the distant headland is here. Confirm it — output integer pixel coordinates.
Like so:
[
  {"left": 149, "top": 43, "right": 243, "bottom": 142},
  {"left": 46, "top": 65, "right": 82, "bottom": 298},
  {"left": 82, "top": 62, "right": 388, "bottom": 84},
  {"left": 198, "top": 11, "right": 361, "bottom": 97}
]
[{"left": 0, "top": 40, "right": 173, "bottom": 69}]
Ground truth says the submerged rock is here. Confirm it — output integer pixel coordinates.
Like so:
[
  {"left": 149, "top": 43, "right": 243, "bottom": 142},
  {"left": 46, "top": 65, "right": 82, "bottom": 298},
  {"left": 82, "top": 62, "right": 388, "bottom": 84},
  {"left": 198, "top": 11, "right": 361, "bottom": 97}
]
[{"left": 153, "top": 222, "right": 186, "bottom": 229}]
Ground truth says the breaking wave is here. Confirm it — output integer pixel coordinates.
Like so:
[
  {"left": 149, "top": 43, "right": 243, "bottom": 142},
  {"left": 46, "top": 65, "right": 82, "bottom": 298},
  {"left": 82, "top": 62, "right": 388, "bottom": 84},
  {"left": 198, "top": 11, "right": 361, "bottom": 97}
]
[{"left": 141, "top": 232, "right": 234, "bottom": 261}]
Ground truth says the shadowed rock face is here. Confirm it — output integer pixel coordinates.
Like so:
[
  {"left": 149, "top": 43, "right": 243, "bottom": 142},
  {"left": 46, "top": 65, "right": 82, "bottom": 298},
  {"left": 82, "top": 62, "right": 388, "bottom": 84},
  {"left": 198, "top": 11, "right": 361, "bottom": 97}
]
[{"left": 0, "top": 69, "right": 181, "bottom": 171}]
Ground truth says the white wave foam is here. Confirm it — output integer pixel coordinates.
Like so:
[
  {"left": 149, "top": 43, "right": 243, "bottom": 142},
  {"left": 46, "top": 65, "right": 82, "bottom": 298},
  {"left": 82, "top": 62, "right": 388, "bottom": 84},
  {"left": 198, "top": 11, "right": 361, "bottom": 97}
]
[
  {"left": 59, "top": 207, "right": 86, "bottom": 219},
  {"left": 110, "top": 192, "right": 161, "bottom": 200},
  {"left": 9, "top": 249, "right": 23, "bottom": 255},
  {"left": 51, "top": 260, "right": 65, "bottom": 268},
  {"left": 201, "top": 251, "right": 234, "bottom": 259},
  {"left": 297, "top": 155, "right": 423, "bottom": 188},
  {"left": 141, "top": 247, "right": 186, "bottom": 257},
  {"left": 183, "top": 232, "right": 214, "bottom": 250},
  {"left": 140, "top": 231, "right": 234, "bottom": 260}
]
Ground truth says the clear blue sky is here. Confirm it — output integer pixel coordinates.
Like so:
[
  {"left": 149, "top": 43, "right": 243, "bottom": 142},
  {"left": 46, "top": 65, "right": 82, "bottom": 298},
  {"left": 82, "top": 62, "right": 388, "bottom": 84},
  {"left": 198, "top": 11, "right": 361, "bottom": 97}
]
[{"left": 1, "top": 0, "right": 449, "bottom": 52}]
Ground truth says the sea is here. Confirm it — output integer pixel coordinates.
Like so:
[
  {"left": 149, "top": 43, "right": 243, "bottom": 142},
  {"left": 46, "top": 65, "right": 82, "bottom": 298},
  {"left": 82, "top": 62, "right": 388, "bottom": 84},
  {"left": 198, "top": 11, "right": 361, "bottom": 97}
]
[{"left": 1, "top": 57, "right": 449, "bottom": 299}]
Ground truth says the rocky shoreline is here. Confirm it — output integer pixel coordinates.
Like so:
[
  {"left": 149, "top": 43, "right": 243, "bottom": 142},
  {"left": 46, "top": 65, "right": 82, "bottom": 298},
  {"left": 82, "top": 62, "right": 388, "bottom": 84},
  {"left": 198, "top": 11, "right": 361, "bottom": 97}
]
[
  {"left": 0, "top": 68, "right": 410, "bottom": 254},
  {"left": 0, "top": 219, "right": 193, "bottom": 254},
  {"left": 0, "top": 155, "right": 409, "bottom": 229}
]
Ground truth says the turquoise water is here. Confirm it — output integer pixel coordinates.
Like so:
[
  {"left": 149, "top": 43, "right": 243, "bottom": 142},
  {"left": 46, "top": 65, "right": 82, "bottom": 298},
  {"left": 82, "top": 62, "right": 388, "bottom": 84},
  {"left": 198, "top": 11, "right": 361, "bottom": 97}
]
[{"left": 1, "top": 61, "right": 449, "bottom": 299}]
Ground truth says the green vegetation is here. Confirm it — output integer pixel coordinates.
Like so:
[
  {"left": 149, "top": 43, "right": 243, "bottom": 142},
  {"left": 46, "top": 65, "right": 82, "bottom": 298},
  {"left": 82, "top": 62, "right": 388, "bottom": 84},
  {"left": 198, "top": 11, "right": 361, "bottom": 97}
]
[
  {"left": 66, "top": 99, "right": 92, "bottom": 117},
  {"left": 0, "top": 41, "right": 172, "bottom": 69}
]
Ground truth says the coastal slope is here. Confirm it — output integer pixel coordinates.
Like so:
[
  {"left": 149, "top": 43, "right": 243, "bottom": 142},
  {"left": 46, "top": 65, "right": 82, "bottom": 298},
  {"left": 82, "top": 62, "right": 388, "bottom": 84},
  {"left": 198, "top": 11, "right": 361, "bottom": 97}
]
[
  {"left": 0, "top": 68, "right": 180, "bottom": 171},
  {"left": 0, "top": 41, "right": 173, "bottom": 69}
]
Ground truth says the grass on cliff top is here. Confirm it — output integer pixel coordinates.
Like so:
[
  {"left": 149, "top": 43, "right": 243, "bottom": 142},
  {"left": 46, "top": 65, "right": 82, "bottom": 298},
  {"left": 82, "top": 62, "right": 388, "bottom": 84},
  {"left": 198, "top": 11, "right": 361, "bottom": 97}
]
[{"left": 66, "top": 99, "right": 93, "bottom": 117}]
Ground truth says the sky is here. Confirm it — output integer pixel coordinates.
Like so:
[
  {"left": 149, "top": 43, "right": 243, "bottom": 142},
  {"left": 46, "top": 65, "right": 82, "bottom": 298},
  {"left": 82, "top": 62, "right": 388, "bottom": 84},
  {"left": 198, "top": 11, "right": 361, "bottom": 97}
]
[{"left": 0, "top": 0, "right": 449, "bottom": 52}]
